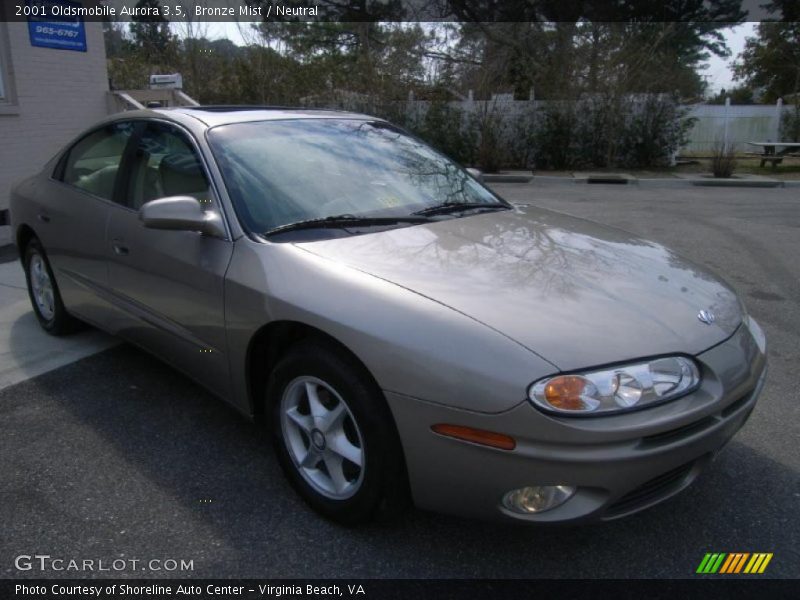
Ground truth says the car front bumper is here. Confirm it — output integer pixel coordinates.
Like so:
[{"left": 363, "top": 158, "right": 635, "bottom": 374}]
[{"left": 386, "top": 317, "right": 767, "bottom": 523}]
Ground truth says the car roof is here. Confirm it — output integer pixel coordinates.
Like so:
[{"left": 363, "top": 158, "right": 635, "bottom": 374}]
[{"left": 151, "top": 106, "right": 377, "bottom": 128}]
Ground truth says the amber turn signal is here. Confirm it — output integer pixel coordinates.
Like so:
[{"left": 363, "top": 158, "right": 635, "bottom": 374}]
[
  {"left": 543, "top": 375, "right": 591, "bottom": 411},
  {"left": 431, "top": 424, "right": 516, "bottom": 451}
]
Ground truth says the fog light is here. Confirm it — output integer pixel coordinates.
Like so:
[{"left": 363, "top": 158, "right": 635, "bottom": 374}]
[{"left": 502, "top": 485, "right": 575, "bottom": 514}]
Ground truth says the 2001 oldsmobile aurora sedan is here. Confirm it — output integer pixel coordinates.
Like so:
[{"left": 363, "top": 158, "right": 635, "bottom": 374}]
[{"left": 10, "top": 107, "right": 766, "bottom": 525}]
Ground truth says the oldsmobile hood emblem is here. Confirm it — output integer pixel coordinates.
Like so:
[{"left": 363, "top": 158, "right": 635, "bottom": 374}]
[{"left": 697, "top": 309, "right": 716, "bottom": 325}]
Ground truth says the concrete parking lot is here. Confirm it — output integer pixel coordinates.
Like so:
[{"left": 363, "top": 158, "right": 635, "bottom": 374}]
[{"left": 1, "top": 180, "right": 798, "bottom": 579}]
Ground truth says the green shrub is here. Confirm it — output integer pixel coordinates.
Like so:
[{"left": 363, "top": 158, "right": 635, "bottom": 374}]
[
  {"left": 532, "top": 102, "right": 579, "bottom": 170},
  {"left": 781, "top": 104, "right": 800, "bottom": 142},
  {"left": 710, "top": 141, "right": 737, "bottom": 178},
  {"left": 406, "top": 100, "right": 477, "bottom": 166},
  {"left": 532, "top": 94, "right": 689, "bottom": 170},
  {"left": 618, "top": 95, "right": 692, "bottom": 168}
]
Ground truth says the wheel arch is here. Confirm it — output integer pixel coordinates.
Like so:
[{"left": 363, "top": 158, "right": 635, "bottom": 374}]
[
  {"left": 16, "top": 224, "right": 37, "bottom": 255},
  {"left": 252, "top": 319, "right": 413, "bottom": 519},
  {"left": 246, "top": 320, "right": 385, "bottom": 424}
]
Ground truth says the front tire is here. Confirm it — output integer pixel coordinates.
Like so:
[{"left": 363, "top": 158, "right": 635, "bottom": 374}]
[
  {"left": 268, "top": 339, "right": 408, "bottom": 525},
  {"left": 23, "top": 238, "right": 81, "bottom": 335}
]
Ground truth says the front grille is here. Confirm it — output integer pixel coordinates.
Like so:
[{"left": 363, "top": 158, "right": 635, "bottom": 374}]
[
  {"left": 606, "top": 461, "right": 695, "bottom": 517},
  {"left": 639, "top": 387, "right": 757, "bottom": 449},
  {"left": 721, "top": 389, "right": 755, "bottom": 418},
  {"left": 639, "top": 416, "right": 716, "bottom": 448}
]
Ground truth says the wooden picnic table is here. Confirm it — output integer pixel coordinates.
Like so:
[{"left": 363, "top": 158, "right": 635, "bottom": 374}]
[{"left": 746, "top": 141, "right": 800, "bottom": 168}]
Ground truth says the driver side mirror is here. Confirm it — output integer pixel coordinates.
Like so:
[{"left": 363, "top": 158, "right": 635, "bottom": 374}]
[
  {"left": 466, "top": 167, "right": 484, "bottom": 182},
  {"left": 139, "top": 196, "right": 225, "bottom": 238}
]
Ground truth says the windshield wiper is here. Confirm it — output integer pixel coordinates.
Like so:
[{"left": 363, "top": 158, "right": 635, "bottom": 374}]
[
  {"left": 412, "top": 202, "right": 510, "bottom": 217},
  {"left": 263, "top": 214, "right": 430, "bottom": 237}
]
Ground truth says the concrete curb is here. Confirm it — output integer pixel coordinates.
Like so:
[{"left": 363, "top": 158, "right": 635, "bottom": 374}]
[
  {"left": 686, "top": 178, "right": 783, "bottom": 188},
  {"left": 526, "top": 175, "right": 578, "bottom": 185},
  {"left": 516, "top": 175, "right": 791, "bottom": 189},
  {"left": 482, "top": 174, "right": 533, "bottom": 183},
  {"left": 573, "top": 172, "right": 637, "bottom": 184}
]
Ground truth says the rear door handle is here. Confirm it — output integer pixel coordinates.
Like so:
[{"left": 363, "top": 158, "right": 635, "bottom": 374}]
[
  {"left": 37, "top": 213, "right": 50, "bottom": 223},
  {"left": 112, "top": 239, "right": 129, "bottom": 256}
]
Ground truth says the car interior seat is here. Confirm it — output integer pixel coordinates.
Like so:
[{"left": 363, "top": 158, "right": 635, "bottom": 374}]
[
  {"left": 158, "top": 153, "right": 210, "bottom": 204},
  {"left": 76, "top": 165, "right": 119, "bottom": 200}
]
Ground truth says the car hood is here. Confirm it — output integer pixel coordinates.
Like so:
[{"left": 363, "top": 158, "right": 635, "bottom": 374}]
[{"left": 293, "top": 205, "right": 742, "bottom": 371}]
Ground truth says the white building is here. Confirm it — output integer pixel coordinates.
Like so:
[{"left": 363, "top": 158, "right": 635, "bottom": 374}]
[{"left": 0, "top": 16, "right": 109, "bottom": 245}]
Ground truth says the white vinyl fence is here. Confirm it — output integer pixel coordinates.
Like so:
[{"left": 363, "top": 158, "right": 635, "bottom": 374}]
[{"left": 681, "top": 100, "right": 788, "bottom": 154}]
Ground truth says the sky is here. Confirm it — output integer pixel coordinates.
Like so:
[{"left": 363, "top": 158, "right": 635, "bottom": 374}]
[
  {"left": 703, "top": 22, "right": 756, "bottom": 93},
  {"left": 191, "top": 21, "right": 758, "bottom": 95}
]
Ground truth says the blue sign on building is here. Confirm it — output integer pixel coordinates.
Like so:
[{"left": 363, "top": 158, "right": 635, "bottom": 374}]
[{"left": 27, "top": 1, "right": 87, "bottom": 52}]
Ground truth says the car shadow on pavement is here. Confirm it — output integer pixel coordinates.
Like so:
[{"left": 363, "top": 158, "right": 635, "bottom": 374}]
[
  {"left": 3, "top": 305, "right": 117, "bottom": 391},
  {"left": 3, "top": 342, "right": 796, "bottom": 579}
]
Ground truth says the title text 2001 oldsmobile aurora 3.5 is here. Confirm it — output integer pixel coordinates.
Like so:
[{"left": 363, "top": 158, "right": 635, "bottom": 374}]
[{"left": 10, "top": 107, "right": 766, "bottom": 524}]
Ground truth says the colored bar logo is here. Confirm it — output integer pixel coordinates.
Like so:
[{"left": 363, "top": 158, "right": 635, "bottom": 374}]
[{"left": 696, "top": 552, "right": 773, "bottom": 574}]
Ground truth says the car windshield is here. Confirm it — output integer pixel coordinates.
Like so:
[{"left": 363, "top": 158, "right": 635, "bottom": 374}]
[{"left": 207, "top": 118, "right": 505, "bottom": 235}]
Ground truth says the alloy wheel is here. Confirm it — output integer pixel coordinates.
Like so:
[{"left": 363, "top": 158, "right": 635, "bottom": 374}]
[
  {"left": 29, "top": 253, "right": 55, "bottom": 321},
  {"left": 280, "top": 376, "right": 366, "bottom": 500}
]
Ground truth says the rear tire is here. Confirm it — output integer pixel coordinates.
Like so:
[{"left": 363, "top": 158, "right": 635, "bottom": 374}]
[
  {"left": 268, "top": 339, "right": 408, "bottom": 525},
  {"left": 23, "top": 238, "right": 82, "bottom": 335}
]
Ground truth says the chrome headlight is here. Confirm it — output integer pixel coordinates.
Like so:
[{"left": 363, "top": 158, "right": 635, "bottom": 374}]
[{"left": 529, "top": 356, "right": 701, "bottom": 416}]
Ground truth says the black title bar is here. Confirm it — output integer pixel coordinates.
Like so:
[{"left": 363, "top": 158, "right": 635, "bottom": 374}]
[
  {"left": 0, "top": 0, "right": 794, "bottom": 23},
  {"left": 2, "top": 579, "right": 798, "bottom": 600}
]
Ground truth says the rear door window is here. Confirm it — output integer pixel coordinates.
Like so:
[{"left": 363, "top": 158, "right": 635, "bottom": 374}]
[{"left": 61, "top": 122, "right": 136, "bottom": 201}]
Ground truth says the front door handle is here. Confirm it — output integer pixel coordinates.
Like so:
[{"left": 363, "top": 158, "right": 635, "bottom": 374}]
[
  {"left": 37, "top": 213, "right": 50, "bottom": 223},
  {"left": 112, "top": 239, "right": 129, "bottom": 256}
]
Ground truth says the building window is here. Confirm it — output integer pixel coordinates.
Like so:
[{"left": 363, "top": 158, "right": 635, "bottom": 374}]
[
  {"left": 0, "top": 22, "right": 12, "bottom": 105},
  {"left": 0, "top": 48, "right": 7, "bottom": 102},
  {"left": 0, "top": 57, "right": 7, "bottom": 102}
]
